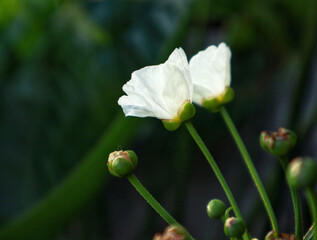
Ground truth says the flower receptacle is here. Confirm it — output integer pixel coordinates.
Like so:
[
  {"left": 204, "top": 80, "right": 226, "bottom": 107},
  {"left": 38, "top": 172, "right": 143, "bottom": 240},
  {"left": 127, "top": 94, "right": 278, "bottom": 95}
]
[{"left": 107, "top": 150, "right": 138, "bottom": 177}]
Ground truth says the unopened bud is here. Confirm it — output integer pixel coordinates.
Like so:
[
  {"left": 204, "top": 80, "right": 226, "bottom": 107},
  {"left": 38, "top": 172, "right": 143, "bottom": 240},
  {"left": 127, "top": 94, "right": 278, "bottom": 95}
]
[
  {"left": 260, "top": 128, "right": 297, "bottom": 157},
  {"left": 206, "top": 199, "right": 227, "bottom": 219},
  {"left": 287, "top": 157, "right": 317, "bottom": 189},
  {"left": 202, "top": 87, "right": 234, "bottom": 112},
  {"left": 153, "top": 225, "right": 187, "bottom": 240},
  {"left": 224, "top": 217, "right": 246, "bottom": 238},
  {"left": 265, "top": 230, "right": 296, "bottom": 240},
  {"left": 107, "top": 150, "right": 138, "bottom": 177}
]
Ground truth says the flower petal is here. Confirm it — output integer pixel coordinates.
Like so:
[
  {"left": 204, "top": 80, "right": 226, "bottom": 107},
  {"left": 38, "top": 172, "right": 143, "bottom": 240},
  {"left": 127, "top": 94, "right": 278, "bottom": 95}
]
[
  {"left": 190, "top": 42, "right": 231, "bottom": 105},
  {"left": 118, "top": 48, "right": 192, "bottom": 120}
]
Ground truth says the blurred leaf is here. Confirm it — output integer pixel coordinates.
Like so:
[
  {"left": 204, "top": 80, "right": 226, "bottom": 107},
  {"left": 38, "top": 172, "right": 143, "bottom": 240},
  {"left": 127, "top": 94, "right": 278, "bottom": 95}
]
[{"left": 0, "top": 115, "right": 139, "bottom": 240}]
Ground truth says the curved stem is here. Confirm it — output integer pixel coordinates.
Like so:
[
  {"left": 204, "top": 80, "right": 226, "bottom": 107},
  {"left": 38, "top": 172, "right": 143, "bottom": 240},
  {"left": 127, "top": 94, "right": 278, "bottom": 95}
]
[
  {"left": 127, "top": 174, "right": 195, "bottom": 240},
  {"left": 279, "top": 157, "right": 303, "bottom": 239},
  {"left": 184, "top": 121, "right": 250, "bottom": 240},
  {"left": 306, "top": 188, "right": 317, "bottom": 240},
  {"left": 219, "top": 107, "right": 279, "bottom": 233}
]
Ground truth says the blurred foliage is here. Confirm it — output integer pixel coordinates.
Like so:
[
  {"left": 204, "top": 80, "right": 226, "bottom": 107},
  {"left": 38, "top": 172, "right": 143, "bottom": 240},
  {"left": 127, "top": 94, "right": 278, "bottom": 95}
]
[{"left": 0, "top": 0, "right": 317, "bottom": 239}]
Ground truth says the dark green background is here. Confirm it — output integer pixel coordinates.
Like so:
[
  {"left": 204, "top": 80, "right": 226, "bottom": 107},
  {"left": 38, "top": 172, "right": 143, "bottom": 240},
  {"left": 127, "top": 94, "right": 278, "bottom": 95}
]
[{"left": 0, "top": 0, "right": 317, "bottom": 239}]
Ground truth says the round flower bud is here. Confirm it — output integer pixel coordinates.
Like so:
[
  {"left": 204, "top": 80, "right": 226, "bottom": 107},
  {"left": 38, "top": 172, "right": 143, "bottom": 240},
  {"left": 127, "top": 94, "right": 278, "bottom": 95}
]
[
  {"left": 153, "top": 225, "right": 187, "bottom": 240},
  {"left": 224, "top": 217, "right": 246, "bottom": 238},
  {"left": 107, "top": 150, "right": 138, "bottom": 177},
  {"left": 287, "top": 157, "right": 317, "bottom": 189},
  {"left": 265, "top": 230, "right": 278, "bottom": 240},
  {"left": 206, "top": 199, "right": 227, "bottom": 219},
  {"left": 202, "top": 87, "right": 235, "bottom": 112},
  {"left": 259, "top": 127, "right": 297, "bottom": 157},
  {"left": 265, "top": 230, "right": 295, "bottom": 240}
]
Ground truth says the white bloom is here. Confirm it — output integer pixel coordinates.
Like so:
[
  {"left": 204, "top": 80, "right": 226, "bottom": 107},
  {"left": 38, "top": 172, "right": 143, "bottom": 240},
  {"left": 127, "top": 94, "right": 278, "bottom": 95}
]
[
  {"left": 190, "top": 42, "right": 232, "bottom": 105},
  {"left": 118, "top": 48, "right": 193, "bottom": 120}
]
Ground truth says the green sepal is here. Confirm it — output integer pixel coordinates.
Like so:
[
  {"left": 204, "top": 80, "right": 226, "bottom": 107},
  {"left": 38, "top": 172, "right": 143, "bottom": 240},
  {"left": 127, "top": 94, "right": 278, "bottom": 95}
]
[
  {"left": 162, "top": 119, "right": 182, "bottom": 131},
  {"left": 112, "top": 157, "right": 134, "bottom": 177},
  {"left": 287, "top": 157, "right": 317, "bottom": 189},
  {"left": 178, "top": 102, "right": 196, "bottom": 121},
  {"left": 203, "top": 87, "right": 235, "bottom": 112},
  {"left": 202, "top": 98, "right": 221, "bottom": 112},
  {"left": 222, "top": 87, "right": 235, "bottom": 104},
  {"left": 125, "top": 150, "right": 138, "bottom": 168},
  {"left": 206, "top": 199, "right": 227, "bottom": 219}
]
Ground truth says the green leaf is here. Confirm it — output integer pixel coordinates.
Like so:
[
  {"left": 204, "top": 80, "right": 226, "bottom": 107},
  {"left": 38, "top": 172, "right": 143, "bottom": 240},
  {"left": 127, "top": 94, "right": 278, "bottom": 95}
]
[{"left": 0, "top": 115, "right": 139, "bottom": 240}]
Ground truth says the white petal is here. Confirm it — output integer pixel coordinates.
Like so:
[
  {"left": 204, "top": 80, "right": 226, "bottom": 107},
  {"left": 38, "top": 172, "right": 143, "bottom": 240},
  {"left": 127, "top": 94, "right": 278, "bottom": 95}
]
[
  {"left": 165, "top": 48, "right": 193, "bottom": 100},
  {"left": 190, "top": 42, "right": 231, "bottom": 105},
  {"left": 118, "top": 48, "right": 192, "bottom": 120}
]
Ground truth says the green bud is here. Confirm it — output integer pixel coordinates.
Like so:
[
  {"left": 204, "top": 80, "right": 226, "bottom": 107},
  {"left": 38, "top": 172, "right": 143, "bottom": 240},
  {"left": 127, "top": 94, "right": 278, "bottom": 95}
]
[
  {"left": 206, "top": 199, "right": 227, "bottom": 219},
  {"left": 224, "top": 217, "right": 246, "bottom": 238},
  {"left": 107, "top": 150, "right": 138, "bottom": 177},
  {"left": 259, "top": 127, "right": 297, "bottom": 157},
  {"left": 202, "top": 87, "right": 235, "bottom": 112},
  {"left": 287, "top": 157, "right": 317, "bottom": 189},
  {"left": 265, "top": 230, "right": 295, "bottom": 240}
]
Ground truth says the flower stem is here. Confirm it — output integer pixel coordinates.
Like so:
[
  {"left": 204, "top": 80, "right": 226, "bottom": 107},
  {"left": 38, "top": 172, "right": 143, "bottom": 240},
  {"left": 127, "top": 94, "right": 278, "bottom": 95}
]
[
  {"left": 126, "top": 174, "right": 195, "bottom": 240},
  {"left": 279, "top": 156, "right": 303, "bottom": 239},
  {"left": 219, "top": 107, "right": 279, "bottom": 233},
  {"left": 184, "top": 121, "right": 250, "bottom": 240},
  {"left": 306, "top": 188, "right": 317, "bottom": 240}
]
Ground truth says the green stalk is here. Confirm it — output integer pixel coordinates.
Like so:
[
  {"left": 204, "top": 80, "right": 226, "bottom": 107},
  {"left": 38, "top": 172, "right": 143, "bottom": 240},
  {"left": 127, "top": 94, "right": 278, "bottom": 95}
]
[
  {"left": 127, "top": 174, "right": 195, "bottom": 240},
  {"left": 219, "top": 107, "right": 279, "bottom": 233},
  {"left": 279, "top": 157, "right": 303, "bottom": 239},
  {"left": 306, "top": 188, "right": 317, "bottom": 240},
  {"left": 184, "top": 121, "right": 250, "bottom": 240}
]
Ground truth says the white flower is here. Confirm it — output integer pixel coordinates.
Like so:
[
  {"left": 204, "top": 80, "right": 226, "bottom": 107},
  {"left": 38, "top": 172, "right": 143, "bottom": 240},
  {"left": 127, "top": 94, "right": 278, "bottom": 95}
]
[
  {"left": 118, "top": 48, "right": 193, "bottom": 121},
  {"left": 189, "top": 42, "right": 232, "bottom": 106}
]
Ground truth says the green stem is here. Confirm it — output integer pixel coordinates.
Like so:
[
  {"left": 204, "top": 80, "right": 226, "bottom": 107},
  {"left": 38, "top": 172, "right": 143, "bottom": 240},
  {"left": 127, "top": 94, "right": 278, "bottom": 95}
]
[
  {"left": 127, "top": 174, "right": 195, "bottom": 240},
  {"left": 184, "top": 121, "right": 250, "bottom": 240},
  {"left": 219, "top": 107, "right": 279, "bottom": 233},
  {"left": 306, "top": 188, "right": 317, "bottom": 240},
  {"left": 279, "top": 157, "right": 303, "bottom": 239}
]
